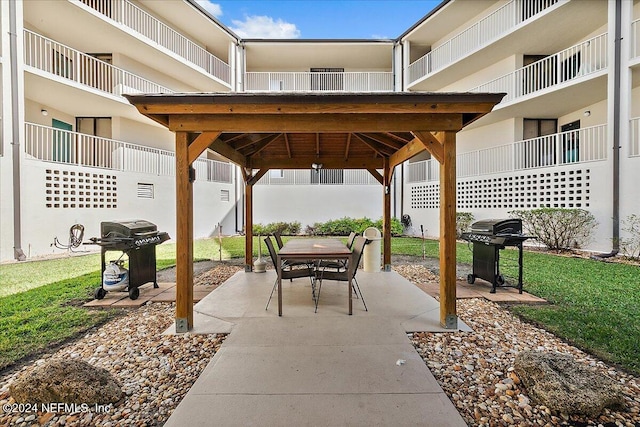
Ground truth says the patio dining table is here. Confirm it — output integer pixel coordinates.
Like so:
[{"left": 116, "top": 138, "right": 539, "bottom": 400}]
[{"left": 276, "top": 238, "right": 352, "bottom": 316}]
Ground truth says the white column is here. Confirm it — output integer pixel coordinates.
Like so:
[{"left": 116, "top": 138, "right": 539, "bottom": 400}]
[{"left": 402, "top": 40, "right": 410, "bottom": 91}]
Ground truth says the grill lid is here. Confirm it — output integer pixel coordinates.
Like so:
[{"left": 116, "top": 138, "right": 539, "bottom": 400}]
[
  {"left": 471, "top": 219, "right": 522, "bottom": 236},
  {"left": 101, "top": 220, "right": 157, "bottom": 238}
]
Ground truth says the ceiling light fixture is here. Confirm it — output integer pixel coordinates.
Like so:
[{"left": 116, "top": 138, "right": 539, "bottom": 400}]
[
  {"left": 583, "top": 110, "right": 591, "bottom": 117},
  {"left": 311, "top": 162, "right": 323, "bottom": 172},
  {"left": 41, "top": 109, "right": 49, "bottom": 116}
]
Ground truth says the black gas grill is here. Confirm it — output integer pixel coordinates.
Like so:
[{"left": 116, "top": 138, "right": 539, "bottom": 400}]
[
  {"left": 88, "top": 220, "right": 170, "bottom": 300},
  {"left": 461, "top": 219, "right": 531, "bottom": 293}
]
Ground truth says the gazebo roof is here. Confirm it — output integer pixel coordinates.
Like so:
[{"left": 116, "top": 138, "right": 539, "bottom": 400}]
[{"left": 125, "top": 92, "right": 504, "bottom": 170}]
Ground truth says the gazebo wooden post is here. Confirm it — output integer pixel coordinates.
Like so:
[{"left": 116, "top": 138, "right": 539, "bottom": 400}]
[
  {"left": 175, "top": 131, "right": 194, "bottom": 332},
  {"left": 382, "top": 158, "right": 392, "bottom": 271},
  {"left": 438, "top": 131, "right": 458, "bottom": 329}
]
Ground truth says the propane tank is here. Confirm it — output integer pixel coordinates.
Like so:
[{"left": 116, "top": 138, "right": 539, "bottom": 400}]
[{"left": 103, "top": 260, "right": 129, "bottom": 291}]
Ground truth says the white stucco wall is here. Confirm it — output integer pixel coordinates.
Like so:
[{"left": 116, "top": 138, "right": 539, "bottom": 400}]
[
  {"left": 10, "top": 160, "right": 235, "bottom": 260},
  {"left": 252, "top": 184, "right": 384, "bottom": 232}
]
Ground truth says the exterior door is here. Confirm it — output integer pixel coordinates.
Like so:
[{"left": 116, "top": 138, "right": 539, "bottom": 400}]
[{"left": 52, "top": 119, "right": 73, "bottom": 163}]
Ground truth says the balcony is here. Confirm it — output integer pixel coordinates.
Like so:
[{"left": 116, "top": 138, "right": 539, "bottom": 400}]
[
  {"left": 470, "top": 33, "right": 607, "bottom": 105},
  {"left": 24, "top": 30, "right": 172, "bottom": 98},
  {"left": 245, "top": 72, "right": 394, "bottom": 93},
  {"left": 77, "top": 0, "right": 231, "bottom": 86},
  {"left": 407, "top": 124, "right": 607, "bottom": 183},
  {"left": 25, "top": 122, "right": 233, "bottom": 183},
  {"left": 408, "top": 0, "right": 562, "bottom": 87}
]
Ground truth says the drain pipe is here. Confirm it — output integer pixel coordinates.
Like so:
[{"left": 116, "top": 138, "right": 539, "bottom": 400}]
[
  {"left": 9, "top": 0, "right": 26, "bottom": 261},
  {"left": 594, "top": 0, "right": 622, "bottom": 260}
]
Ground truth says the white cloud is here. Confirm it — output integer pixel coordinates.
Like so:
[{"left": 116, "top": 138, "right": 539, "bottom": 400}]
[
  {"left": 195, "top": 0, "right": 222, "bottom": 18},
  {"left": 230, "top": 15, "right": 300, "bottom": 39}
]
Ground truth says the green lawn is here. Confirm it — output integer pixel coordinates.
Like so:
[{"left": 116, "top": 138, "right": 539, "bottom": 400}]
[{"left": 0, "top": 236, "right": 638, "bottom": 375}]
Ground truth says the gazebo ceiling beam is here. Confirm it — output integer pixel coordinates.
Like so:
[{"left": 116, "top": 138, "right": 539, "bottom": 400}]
[
  {"left": 353, "top": 134, "right": 394, "bottom": 157},
  {"left": 344, "top": 133, "right": 351, "bottom": 160},
  {"left": 412, "top": 131, "right": 445, "bottom": 164},
  {"left": 245, "top": 133, "right": 282, "bottom": 157},
  {"left": 209, "top": 137, "right": 247, "bottom": 168},
  {"left": 284, "top": 133, "right": 292, "bottom": 158},
  {"left": 359, "top": 133, "right": 406, "bottom": 150},
  {"left": 232, "top": 133, "right": 275, "bottom": 150},
  {"left": 168, "top": 113, "right": 464, "bottom": 133},
  {"left": 389, "top": 136, "right": 428, "bottom": 171},
  {"left": 249, "top": 156, "right": 383, "bottom": 169}
]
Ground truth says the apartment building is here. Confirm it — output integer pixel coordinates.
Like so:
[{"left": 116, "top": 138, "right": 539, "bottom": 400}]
[{"left": 1, "top": 0, "right": 637, "bottom": 261}]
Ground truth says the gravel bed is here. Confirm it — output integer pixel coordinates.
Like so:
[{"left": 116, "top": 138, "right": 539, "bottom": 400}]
[
  {"left": 394, "top": 264, "right": 640, "bottom": 427},
  {"left": 0, "top": 264, "right": 241, "bottom": 427}
]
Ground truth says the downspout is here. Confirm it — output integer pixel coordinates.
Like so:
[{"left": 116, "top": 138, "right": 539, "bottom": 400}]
[
  {"left": 9, "top": 0, "right": 26, "bottom": 261},
  {"left": 595, "top": 0, "right": 621, "bottom": 259}
]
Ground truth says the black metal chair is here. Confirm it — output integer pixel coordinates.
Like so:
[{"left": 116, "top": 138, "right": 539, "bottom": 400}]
[
  {"left": 273, "top": 231, "right": 312, "bottom": 270},
  {"left": 318, "top": 231, "right": 357, "bottom": 271},
  {"left": 314, "top": 236, "right": 368, "bottom": 313},
  {"left": 264, "top": 236, "right": 314, "bottom": 310}
]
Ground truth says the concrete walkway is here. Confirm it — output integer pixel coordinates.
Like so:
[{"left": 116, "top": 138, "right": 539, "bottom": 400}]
[{"left": 164, "top": 271, "right": 469, "bottom": 426}]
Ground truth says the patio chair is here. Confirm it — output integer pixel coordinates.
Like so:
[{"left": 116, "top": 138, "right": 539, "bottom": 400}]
[
  {"left": 318, "top": 231, "right": 357, "bottom": 271},
  {"left": 264, "top": 236, "right": 315, "bottom": 310},
  {"left": 314, "top": 236, "right": 368, "bottom": 313},
  {"left": 273, "top": 231, "right": 313, "bottom": 271}
]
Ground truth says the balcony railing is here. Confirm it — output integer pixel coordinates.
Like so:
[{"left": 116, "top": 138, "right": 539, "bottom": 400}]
[
  {"left": 255, "top": 169, "right": 379, "bottom": 185},
  {"left": 24, "top": 30, "right": 172, "bottom": 97},
  {"left": 77, "top": 0, "right": 231, "bottom": 85},
  {"left": 25, "top": 123, "right": 233, "bottom": 183},
  {"left": 407, "top": 124, "right": 607, "bottom": 183},
  {"left": 470, "top": 33, "right": 607, "bottom": 103},
  {"left": 630, "top": 117, "right": 640, "bottom": 157},
  {"left": 408, "top": 0, "right": 561, "bottom": 85},
  {"left": 632, "top": 19, "right": 640, "bottom": 60},
  {"left": 245, "top": 72, "right": 394, "bottom": 92}
]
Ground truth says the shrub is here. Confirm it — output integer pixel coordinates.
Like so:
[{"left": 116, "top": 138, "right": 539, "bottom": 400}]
[
  {"left": 456, "top": 212, "right": 474, "bottom": 238},
  {"left": 509, "top": 208, "right": 597, "bottom": 250},
  {"left": 252, "top": 221, "right": 301, "bottom": 236},
  {"left": 305, "top": 217, "right": 403, "bottom": 236},
  {"left": 620, "top": 214, "right": 640, "bottom": 259}
]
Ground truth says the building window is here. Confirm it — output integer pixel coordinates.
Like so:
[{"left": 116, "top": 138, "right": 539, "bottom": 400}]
[
  {"left": 76, "top": 117, "right": 112, "bottom": 168},
  {"left": 310, "top": 68, "right": 344, "bottom": 91},
  {"left": 311, "top": 169, "right": 344, "bottom": 185},
  {"left": 523, "top": 118, "right": 557, "bottom": 168},
  {"left": 561, "top": 120, "right": 580, "bottom": 164},
  {"left": 137, "top": 183, "right": 154, "bottom": 199}
]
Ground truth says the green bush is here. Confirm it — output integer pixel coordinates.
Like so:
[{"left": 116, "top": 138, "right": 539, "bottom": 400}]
[
  {"left": 253, "top": 221, "right": 301, "bottom": 236},
  {"left": 621, "top": 214, "right": 640, "bottom": 259},
  {"left": 305, "top": 217, "right": 403, "bottom": 236},
  {"left": 456, "top": 212, "right": 474, "bottom": 238},
  {"left": 509, "top": 208, "right": 597, "bottom": 250}
]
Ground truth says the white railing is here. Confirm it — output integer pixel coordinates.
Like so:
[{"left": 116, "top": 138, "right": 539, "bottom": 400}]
[
  {"left": 245, "top": 72, "right": 394, "bottom": 92},
  {"left": 256, "top": 169, "right": 379, "bottom": 185},
  {"left": 77, "top": 0, "right": 231, "bottom": 85},
  {"left": 407, "top": 124, "right": 607, "bottom": 183},
  {"left": 24, "top": 30, "right": 172, "bottom": 96},
  {"left": 632, "top": 19, "right": 640, "bottom": 60},
  {"left": 408, "top": 0, "right": 561, "bottom": 84},
  {"left": 630, "top": 117, "right": 640, "bottom": 157},
  {"left": 471, "top": 33, "right": 607, "bottom": 103},
  {"left": 25, "top": 123, "right": 233, "bottom": 183}
]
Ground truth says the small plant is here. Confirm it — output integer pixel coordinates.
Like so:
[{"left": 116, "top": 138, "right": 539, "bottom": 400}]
[
  {"left": 620, "top": 214, "right": 640, "bottom": 259},
  {"left": 509, "top": 208, "right": 597, "bottom": 251},
  {"left": 456, "top": 212, "right": 474, "bottom": 238}
]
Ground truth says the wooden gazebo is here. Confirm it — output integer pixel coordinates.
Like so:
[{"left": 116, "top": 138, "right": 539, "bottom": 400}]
[{"left": 125, "top": 92, "right": 504, "bottom": 333}]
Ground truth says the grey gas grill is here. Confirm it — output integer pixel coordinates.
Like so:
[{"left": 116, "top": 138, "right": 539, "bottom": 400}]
[{"left": 461, "top": 219, "right": 532, "bottom": 293}]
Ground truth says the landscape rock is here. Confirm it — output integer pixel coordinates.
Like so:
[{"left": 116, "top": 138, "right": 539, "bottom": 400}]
[
  {"left": 514, "top": 350, "right": 626, "bottom": 416},
  {"left": 9, "top": 359, "right": 122, "bottom": 405}
]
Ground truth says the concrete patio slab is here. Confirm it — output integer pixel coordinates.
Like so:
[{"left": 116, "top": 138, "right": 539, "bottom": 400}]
[
  {"left": 166, "top": 393, "right": 466, "bottom": 427},
  {"left": 164, "top": 269, "right": 470, "bottom": 426}
]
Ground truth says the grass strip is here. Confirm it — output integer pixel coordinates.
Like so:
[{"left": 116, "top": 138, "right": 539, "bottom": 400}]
[{"left": 0, "top": 271, "right": 116, "bottom": 370}]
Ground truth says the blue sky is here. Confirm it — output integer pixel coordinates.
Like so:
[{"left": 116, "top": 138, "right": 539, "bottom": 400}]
[{"left": 196, "top": 1, "right": 442, "bottom": 39}]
